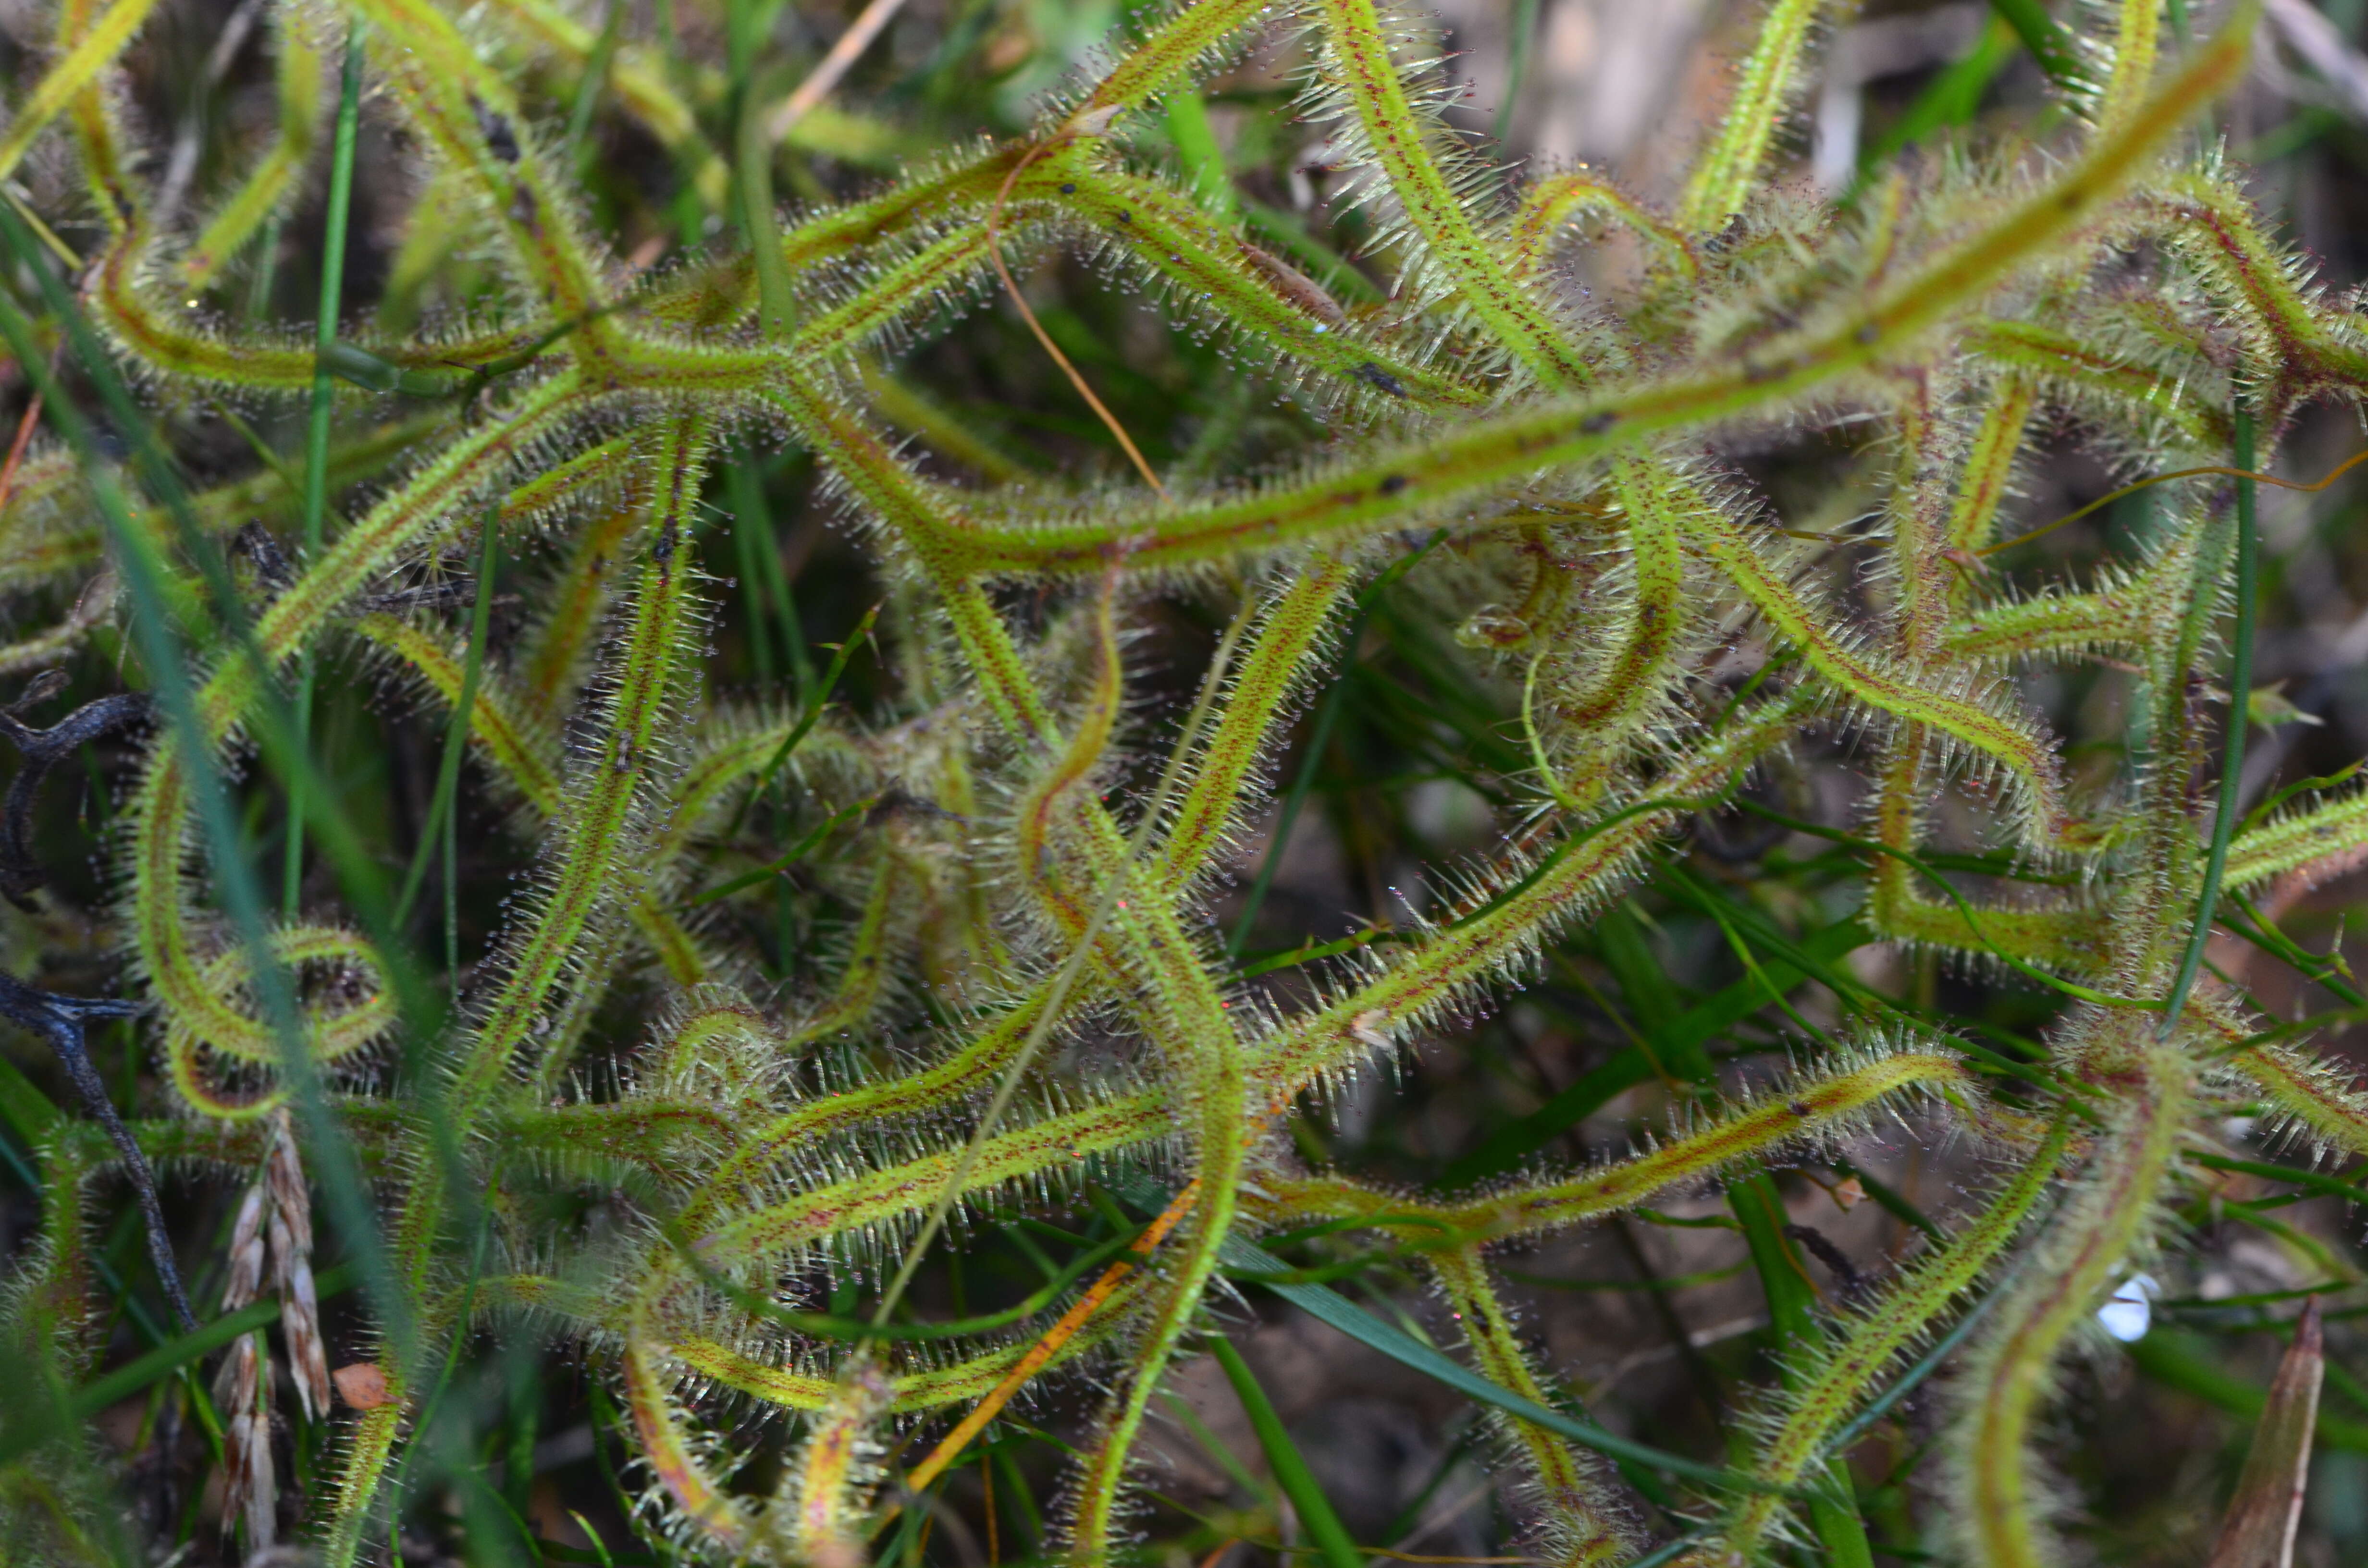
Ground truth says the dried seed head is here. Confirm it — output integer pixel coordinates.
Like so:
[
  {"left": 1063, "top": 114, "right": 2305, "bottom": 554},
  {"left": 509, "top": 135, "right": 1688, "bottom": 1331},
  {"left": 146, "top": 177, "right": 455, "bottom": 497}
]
[
  {"left": 262, "top": 1112, "right": 330, "bottom": 1422},
  {"left": 218, "top": 1334, "right": 275, "bottom": 1551},
  {"left": 222, "top": 1182, "right": 269, "bottom": 1314},
  {"left": 263, "top": 1110, "right": 312, "bottom": 1259}
]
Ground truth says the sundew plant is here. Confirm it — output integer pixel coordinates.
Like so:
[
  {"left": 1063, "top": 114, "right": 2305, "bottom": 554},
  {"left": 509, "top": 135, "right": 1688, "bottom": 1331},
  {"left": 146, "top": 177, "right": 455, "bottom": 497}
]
[{"left": 4, "top": 0, "right": 2368, "bottom": 1562}]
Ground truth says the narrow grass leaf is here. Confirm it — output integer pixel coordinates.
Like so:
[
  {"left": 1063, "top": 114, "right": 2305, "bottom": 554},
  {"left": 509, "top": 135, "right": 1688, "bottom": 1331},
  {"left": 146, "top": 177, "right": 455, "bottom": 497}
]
[{"left": 1210, "top": 1337, "right": 1364, "bottom": 1568}]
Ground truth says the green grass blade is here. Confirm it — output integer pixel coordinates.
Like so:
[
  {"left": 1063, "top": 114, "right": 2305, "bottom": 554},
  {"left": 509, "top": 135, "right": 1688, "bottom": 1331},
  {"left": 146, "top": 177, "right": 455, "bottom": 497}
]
[
  {"left": 1986, "top": 0, "right": 2087, "bottom": 88},
  {"left": 752, "top": 458, "right": 814, "bottom": 700},
  {"left": 1163, "top": 88, "right": 1235, "bottom": 215},
  {"left": 564, "top": 0, "right": 625, "bottom": 171},
  {"left": 1850, "top": 13, "right": 2019, "bottom": 195},
  {"left": 2161, "top": 403, "right": 2258, "bottom": 1039},
  {"left": 728, "top": 453, "right": 779, "bottom": 683},
  {"left": 286, "top": 25, "right": 367, "bottom": 917},
  {"left": 732, "top": 0, "right": 797, "bottom": 342},
  {"left": 1593, "top": 900, "right": 1686, "bottom": 1037},
  {"left": 1492, "top": 0, "right": 1542, "bottom": 145},
  {"left": 394, "top": 511, "right": 501, "bottom": 933},
  {"left": 726, "top": 601, "right": 880, "bottom": 838},
  {"left": 2127, "top": 1328, "right": 2368, "bottom": 1453},
  {"left": 1732, "top": 1173, "right": 1874, "bottom": 1568},
  {"left": 2194, "top": 1154, "right": 2368, "bottom": 1207},
  {"left": 687, "top": 795, "right": 874, "bottom": 907},
  {"left": 1210, "top": 1336, "right": 1365, "bottom": 1568},
  {"left": 1167, "top": 1208, "right": 1810, "bottom": 1498}
]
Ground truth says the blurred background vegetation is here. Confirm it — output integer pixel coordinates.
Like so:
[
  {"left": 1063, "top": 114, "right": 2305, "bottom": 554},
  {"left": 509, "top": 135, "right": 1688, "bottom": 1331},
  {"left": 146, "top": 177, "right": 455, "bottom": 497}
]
[{"left": 6, "top": 0, "right": 2368, "bottom": 1563}]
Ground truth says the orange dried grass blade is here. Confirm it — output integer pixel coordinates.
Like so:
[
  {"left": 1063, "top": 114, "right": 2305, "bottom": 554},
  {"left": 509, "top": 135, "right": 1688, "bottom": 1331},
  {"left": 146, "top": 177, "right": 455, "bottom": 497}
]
[
  {"left": 0, "top": 384, "right": 43, "bottom": 515},
  {"left": 765, "top": 0, "right": 913, "bottom": 144},
  {"left": 985, "top": 139, "right": 1171, "bottom": 500},
  {"left": 903, "top": 1178, "right": 1202, "bottom": 1492},
  {"left": 2204, "top": 1296, "right": 2324, "bottom": 1568},
  {"left": 982, "top": 1452, "right": 999, "bottom": 1566}
]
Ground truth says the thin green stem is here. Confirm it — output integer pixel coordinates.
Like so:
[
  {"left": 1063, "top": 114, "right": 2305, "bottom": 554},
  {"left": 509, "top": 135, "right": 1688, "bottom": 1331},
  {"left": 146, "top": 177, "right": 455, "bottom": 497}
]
[
  {"left": 1986, "top": 0, "right": 2086, "bottom": 88},
  {"left": 564, "top": 0, "right": 624, "bottom": 171},
  {"left": 286, "top": 26, "right": 367, "bottom": 918},
  {"left": 1492, "top": 0, "right": 1541, "bottom": 146},
  {"left": 394, "top": 510, "right": 500, "bottom": 942},
  {"left": 2160, "top": 402, "right": 2258, "bottom": 1039},
  {"left": 1163, "top": 88, "right": 1233, "bottom": 215},
  {"left": 731, "top": 0, "right": 796, "bottom": 342},
  {"left": 1209, "top": 1337, "right": 1366, "bottom": 1568},
  {"left": 1731, "top": 1174, "right": 1873, "bottom": 1568},
  {"left": 688, "top": 795, "right": 874, "bottom": 907},
  {"left": 722, "top": 601, "right": 879, "bottom": 840}
]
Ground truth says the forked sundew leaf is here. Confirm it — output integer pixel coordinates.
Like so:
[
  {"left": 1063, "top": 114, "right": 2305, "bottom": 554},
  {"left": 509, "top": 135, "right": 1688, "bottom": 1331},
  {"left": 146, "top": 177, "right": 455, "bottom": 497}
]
[{"left": 2204, "top": 1298, "right": 2324, "bottom": 1568}]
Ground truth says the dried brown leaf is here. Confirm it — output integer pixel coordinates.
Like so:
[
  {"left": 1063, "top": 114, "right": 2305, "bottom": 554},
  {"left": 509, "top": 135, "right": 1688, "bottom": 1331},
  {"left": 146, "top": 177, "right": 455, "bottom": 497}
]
[
  {"left": 333, "top": 1361, "right": 394, "bottom": 1410},
  {"left": 2204, "top": 1297, "right": 2324, "bottom": 1568}
]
